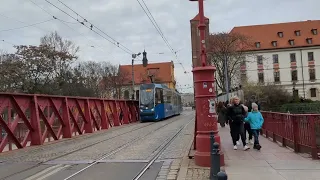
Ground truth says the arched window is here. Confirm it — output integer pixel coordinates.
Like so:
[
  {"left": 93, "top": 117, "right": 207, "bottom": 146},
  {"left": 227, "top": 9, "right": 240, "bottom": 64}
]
[{"left": 124, "top": 90, "right": 129, "bottom": 99}]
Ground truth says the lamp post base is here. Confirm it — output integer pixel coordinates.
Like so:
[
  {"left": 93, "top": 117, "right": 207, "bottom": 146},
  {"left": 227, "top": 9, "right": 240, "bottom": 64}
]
[{"left": 194, "top": 131, "right": 225, "bottom": 167}]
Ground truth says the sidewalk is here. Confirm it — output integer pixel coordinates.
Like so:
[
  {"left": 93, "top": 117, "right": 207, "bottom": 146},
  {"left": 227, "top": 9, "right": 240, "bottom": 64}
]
[{"left": 176, "top": 126, "right": 320, "bottom": 180}]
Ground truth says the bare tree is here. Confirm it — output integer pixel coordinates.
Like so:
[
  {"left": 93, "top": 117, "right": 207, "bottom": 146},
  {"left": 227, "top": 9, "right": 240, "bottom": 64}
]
[
  {"left": 40, "top": 31, "right": 79, "bottom": 89},
  {"left": 207, "top": 32, "right": 255, "bottom": 92},
  {"left": 40, "top": 31, "right": 79, "bottom": 56},
  {"left": 0, "top": 52, "right": 24, "bottom": 92},
  {"left": 100, "top": 65, "right": 130, "bottom": 99}
]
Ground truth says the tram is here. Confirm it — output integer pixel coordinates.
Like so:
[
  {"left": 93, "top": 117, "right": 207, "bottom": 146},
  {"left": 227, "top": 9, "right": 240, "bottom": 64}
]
[{"left": 139, "top": 83, "right": 182, "bottom": 122}]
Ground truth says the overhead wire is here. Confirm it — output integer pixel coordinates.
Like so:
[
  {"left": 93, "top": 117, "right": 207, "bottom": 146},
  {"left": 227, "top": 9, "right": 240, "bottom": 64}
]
[
  {"left": 0, "top": 12, "right": 53, "bottom": 33},
  {"left": 0, "top": 18, "right": 55, "bottom": 32},
  {"left": 27, "top": 0, "right": 116, "bottom": 56},
  {"left": 136, "top": 0, "right": 189, "bottom": 74},
  {"left": 1, "top": 39, "right": 16, "bottom": 46},
  {"left": 54, "top": 0, "right": 135, "bottom": 55}
]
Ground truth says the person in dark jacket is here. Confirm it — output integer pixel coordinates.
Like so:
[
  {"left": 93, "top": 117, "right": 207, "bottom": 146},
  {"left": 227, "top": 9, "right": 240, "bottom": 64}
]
[
  {"left": 227, "top": 96, "right": 250, "bottom": 151},
  {"left": 217, "top": 101, "right": 227, "bottom": 127}
]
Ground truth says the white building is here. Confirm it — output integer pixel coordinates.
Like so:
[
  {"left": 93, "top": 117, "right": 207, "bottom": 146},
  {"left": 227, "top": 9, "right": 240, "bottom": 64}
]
[
  {"left": 231, "top": 20, "right": 320, "bottom": 100},
  {"left": 181, "top": 93, "right": 194, "bottom": 106}
]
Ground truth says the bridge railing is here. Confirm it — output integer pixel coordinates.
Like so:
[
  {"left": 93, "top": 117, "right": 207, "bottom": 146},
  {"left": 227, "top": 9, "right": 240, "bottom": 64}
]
[
  {"left": 0, "top": 93, "right": 139, "bottom": 153},
  {"left": 261, "top": 111, "right": 320, "bottom": 159}
]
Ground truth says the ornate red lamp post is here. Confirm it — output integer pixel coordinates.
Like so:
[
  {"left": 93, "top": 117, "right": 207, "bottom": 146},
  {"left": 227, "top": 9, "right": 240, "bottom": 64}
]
[{"left": 189, "top": 0, "right": 224, "bottom": 167}]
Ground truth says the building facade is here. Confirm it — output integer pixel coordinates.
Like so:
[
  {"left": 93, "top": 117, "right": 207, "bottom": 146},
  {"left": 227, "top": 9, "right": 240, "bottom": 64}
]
[
  {"left": 231, "top": 20, "right": 320, "bottom": 100},
  {"left": 181, "top": 93, "right": 194, "bottom": 106},
  {"left": 119, "top": 61, "right": 176, "bottom": 100}
]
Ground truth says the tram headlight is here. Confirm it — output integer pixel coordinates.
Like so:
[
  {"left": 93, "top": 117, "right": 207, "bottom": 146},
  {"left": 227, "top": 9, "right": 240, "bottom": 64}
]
[{"left": 151, "top": 108, "right": 154, "bottom": 111}]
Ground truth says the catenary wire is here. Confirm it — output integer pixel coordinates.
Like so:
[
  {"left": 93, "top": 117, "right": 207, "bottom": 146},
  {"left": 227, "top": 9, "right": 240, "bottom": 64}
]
[
  {"left": 28, "top": 0, "right": 116, "bottom": 56},
  {"left": 136, "top": 0, "right": 188, "bottom": 74},
  {"left": 55, "top": 0, "right": 135, "bottom": 55},
  {"left": 0, "top": 18, "right": 55, "bottom": 32}
]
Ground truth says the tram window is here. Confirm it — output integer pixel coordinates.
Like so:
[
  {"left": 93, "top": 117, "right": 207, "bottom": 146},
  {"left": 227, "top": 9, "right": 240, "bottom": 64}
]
[
  {"left": 155, "top": 88, "right": 164, "bottom": 104},
  {"left": 165, "top": 90, "right": 172, "bottom": 103},
  {"left": 160, "top": 89, "right": 163, "bottom": 102},
  {"left": 166, "top": 96, "right": 171, "bottom": 103}
]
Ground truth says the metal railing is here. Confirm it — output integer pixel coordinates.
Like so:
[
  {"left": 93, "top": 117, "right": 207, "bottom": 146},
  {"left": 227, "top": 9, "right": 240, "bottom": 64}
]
[{"left": 261, "top": 111, "right": 320, "bottom": 159}]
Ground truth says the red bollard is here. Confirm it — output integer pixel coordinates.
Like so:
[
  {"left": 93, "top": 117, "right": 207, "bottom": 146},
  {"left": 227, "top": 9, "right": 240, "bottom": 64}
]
[{"left": 193, "top": 66, "right": 224, "bottom": 167}]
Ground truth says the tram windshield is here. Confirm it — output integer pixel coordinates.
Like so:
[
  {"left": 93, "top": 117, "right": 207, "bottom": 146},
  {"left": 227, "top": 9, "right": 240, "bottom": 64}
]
[{"left": 140, "top": 84, "right": 155, "bottom": 109}]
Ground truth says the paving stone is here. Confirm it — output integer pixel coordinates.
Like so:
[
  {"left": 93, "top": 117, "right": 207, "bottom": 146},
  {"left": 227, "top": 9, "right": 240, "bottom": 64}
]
[
  {"left": 166, "top": 175, "right": 177, "bottom": 180},
  {"left": 0, "top": 123, "right": 150, "bottom": 162}
]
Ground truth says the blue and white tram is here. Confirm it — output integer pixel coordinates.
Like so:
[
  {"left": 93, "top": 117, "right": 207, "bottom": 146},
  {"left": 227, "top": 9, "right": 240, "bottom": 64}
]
[{"left": 139, "top": 83, "right": 182, "bottom": 122}]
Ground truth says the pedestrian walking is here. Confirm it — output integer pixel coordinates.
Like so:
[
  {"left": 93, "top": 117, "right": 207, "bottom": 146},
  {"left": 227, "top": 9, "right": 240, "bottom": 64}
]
[
  {"left": 244, "top": 103, "right": 264, "bottom": 150},
  {"left": 217, "top": 102, "right": 227, "bottom": 127},
  {"left": 244, "top": 101, "right": 253, "bottom": 144},
  {"left": 226, "top": 96, "right": 250, "bottom": 151}
]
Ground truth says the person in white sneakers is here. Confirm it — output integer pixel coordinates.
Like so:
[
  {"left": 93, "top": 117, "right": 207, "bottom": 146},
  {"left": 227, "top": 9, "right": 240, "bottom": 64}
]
[{"left": 226, "top": 96, "right": 250, "bottom": 151}]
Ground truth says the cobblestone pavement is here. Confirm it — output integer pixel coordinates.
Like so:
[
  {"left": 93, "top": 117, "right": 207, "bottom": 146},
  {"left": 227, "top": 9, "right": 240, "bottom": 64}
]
[
  {"left": 0, "top": 109, "right": 196, "bottom": 180},
  {"left": 51, "top": 111, "right": 192, "bottom": 161},
  {"left": 154, "top": 112, "right": 195, "bottom": 180},
  {"left": 0, "top": 122, "right": 151, "bottom": 162},
  {"left": 176, "top": 125, "right": 320, "bottom": 180},
  {"left": 106, "top": 113, "right": 194, "bottom": 161}
]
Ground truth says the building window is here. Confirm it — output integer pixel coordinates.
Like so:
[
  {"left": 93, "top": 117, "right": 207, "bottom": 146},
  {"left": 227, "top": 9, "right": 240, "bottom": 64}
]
[
  {"left": 258, "top": 72, "right": 264, "bottom": 83},
  {"left": 293, "top": 89, "right": 299, "bottom": 97},
  {"left": 290, "top": 53, "right": 296, "bottom": 62},
  {"left": 291, "top": 70, "right": 298, "bottom": 81},
  {"left": 308, "top": 52, "right": 314, "bottom": 61},
  {"left": 312, "top": 29, "right": 318, "bottom": 35},
  {"left": 124, "top": 90, "right": 129, "bottom": 99},
  {"left": 273, "top": 54, "right": 279, "bottom": 64},
  {"left": 271, "top": 41, "right": 277, "bottom": 47},
  {"left": 277, "top": 32, "right": 283, "bottom": 37},
  {"left": 309, "top": 68, "right": 316, "bottom": 81},
  {"left": 294, "top": 30, "right": 301, "bottom": 36},
  {"left": 136, "top": 90, "right": 139, "bottom": 100},
  {"left": 274, "top": 71, "right": 280, "bottom": 82},
  {"left": 289, "top": 39, "right": 295, "bottom": 46},
  {"left": 306, "top": 38, "right": 313, "bottom": 44},
  {"left": 255, "top": 42, "right": 261, "bottom": 48},
  {"left": 257, "top": 55, "right": 263, "bottom": 64},
  {"left": 310, "top": 88, "right": 317, "bottom": 97}
]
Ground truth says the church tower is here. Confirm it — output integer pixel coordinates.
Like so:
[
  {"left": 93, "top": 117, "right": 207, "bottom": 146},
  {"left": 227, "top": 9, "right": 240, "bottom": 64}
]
[{"left": 190, "top": 14, "right": 210, "bottom": 67}]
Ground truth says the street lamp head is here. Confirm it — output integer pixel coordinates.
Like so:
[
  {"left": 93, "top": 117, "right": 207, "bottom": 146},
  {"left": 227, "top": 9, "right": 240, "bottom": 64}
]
[
  {"left": 137, "top": 52, "right": 141, "bottom": 56},
  {"left": 142, "top": 50, "right": 148, "bottom": 67}
]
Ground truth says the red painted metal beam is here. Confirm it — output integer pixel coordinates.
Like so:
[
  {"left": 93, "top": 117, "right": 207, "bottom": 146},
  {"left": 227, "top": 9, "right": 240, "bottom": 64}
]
[{"left": 0, "top": 93, "right": 139, "bottom": 153}]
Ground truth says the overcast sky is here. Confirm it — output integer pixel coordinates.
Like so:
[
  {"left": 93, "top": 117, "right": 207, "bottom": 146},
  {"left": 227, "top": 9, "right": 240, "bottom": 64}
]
[{"left": 0, "top": 0, "right": 319, "bottom": 93}]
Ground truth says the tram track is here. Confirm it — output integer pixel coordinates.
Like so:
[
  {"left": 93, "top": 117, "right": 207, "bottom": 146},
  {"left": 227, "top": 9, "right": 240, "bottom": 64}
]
[
  {"left": 1, "top": 112, "right": 191, "bottom": 180},
  {"left": 62, "top": 114, "right": 191, "bottom": 180},
  {"left": 132, "top": 118, "right": 193, "bottom": 180}
]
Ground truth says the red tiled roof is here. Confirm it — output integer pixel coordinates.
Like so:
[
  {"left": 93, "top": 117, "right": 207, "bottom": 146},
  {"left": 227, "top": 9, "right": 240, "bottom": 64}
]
[
  {"left": 230, "top": 20, "right": 320, "bottom": 51},
  {"left": 191, "top": 13, "right": 209, "bottom": 21},
  {"left": 119, "top": 61, "right": 174, "bottom": 85}
]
